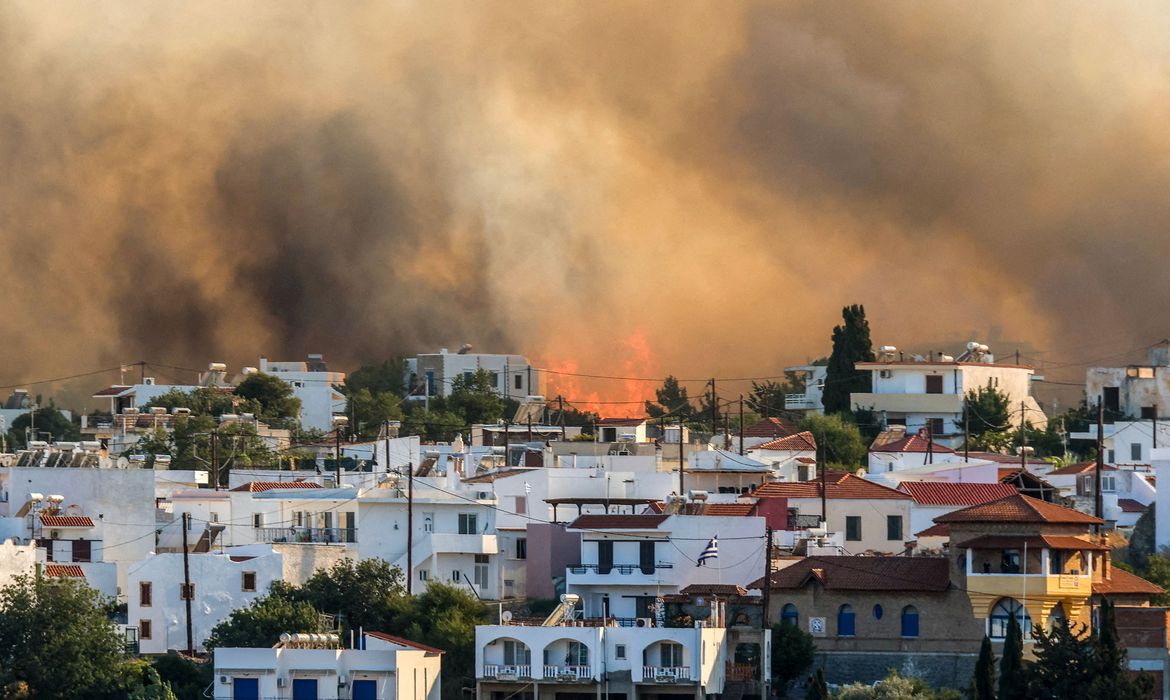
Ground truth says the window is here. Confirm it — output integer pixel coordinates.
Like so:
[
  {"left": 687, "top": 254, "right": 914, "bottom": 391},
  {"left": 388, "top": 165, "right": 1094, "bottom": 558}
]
[
  {"left": 1050, "top": 549, "right": 1063, "bottom": 574},
  {"left": 1000, "top": 549, "right": 1021, "bottom": 573},
  {"left": 458, "top": 513, "right": 478, "bottom": 534},
  {"left": 209, "top": 512, "right": 219, "bottom": 523},
  {"left": 659, "top": 642, "right": 684, "bottom": 668},
  {"left": 72, "top": 539, "right": 91, "bottom": 563},
  {"left": 489, "top": 372, "right": 500, "bottom": 388},
  {"left": 451, "top": 569, "right": 462, "bottom": 582},
  {"left": 925, "top": 375, "right": 943, "bottom": 394},
  {"left": 872, "top": 604, "right": 883, "bottom": 620},
  {"left": 419, "top": 570, "right": 429, "bottom": 582},
  {"left": 423, "top": 514, "right": 434, "bottom": 532},
  {"left": 242, "top": 572, "right": 256, "bottom": 592},
  {"left": 294, "top": 511, "right": 304, "bottom": 528},
  {"left": 503, "top": 640, "right": 530, "bottom": 666},
  {"left": 565, "top": 640, "right": 589, "bottom": 666},
  {"left": 837, "top": 605, "right": 856, "bottom": 637},
  {"left": 845, "top": 516, "right": 862, "bottom": 541},
  {"left": 1142, "top": 406, "right": 1157, "bottom": 419},
  {"left": 1132, "top": 443, "right": 1143, "bottom": 461},
  {"left": 1103, "top": 475, "right": 1117, "bottom": 493},
  {"left": 514, "top": 496, "right": 527, "bottom": 513},
  {"left": 615, "top": 644, "right": 626, "bottom": 660},
  {"left": 781, "top": 603, "right": 798, "bottom": 626},
  {"left": 515, "top": 374, "right": 523, "bottom": 390},
  {"left": 463, "top": 371, "right": 474, "bottom": 383},
  {"left": 139, "top": 582, "right": 152, "bottom": 607},
  {"left": 989, "top": 598, "right": 1031, "bottom": 640},
  {"left": 1108, "top": 449, "right": 1115, "bottom": 463},
  {"left": 1104, "top": 387, "right": 1120, "bottom": 412},
  {"left": 515, "top": 538, "right": 527, "bottom": 560},
  {"left": 252, "top": 513, "right": 263, "bottom": 528},
  {"left": 886, "top": 515, "right": 903, "bottom": 541},
  {"left": 179, "top": 582, "right": 195, "bottom": 600},
  {"left": 139, "top": 619, "right": 152, "bottom": 640},
  {"left": 474, "top": 554, "right": 489, "bottom": 587},
  {"left": 425, "top": 370, "right": 436, "bottom": 396},
  {"left": 901, "top": 605, "right": 919, "bottom": 637},
  {"left": 928, "top": 418, "right": 945, "bottom": 436}
]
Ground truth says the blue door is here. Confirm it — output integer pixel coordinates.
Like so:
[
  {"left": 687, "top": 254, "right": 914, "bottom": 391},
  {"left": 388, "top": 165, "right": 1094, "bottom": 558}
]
[
  {"left": 352, "top": 679, "right": 377, "bottom": 700},
  {"left": 232, "top": 678, "right": 259, "bottom": 700},
  {"left": 292, "top": 678, "right": 318, "bottom": 700}
]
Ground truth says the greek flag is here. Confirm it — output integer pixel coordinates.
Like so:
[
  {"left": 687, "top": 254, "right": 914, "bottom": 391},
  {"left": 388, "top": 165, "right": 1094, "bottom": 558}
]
[
  {"left": 524, "top": 481, "right": 532, "bottom": 495},
  {"left": 697, "top": 535, "right": 718, "bottom": 566}
]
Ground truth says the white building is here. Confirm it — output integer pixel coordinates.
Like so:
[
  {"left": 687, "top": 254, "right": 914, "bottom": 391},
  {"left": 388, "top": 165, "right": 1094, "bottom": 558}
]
[
  {"left": 129, "top": 547, "right": 284, "bottom": 654},
  {"left": 213, "top": 630, "right": 442, "bottom": 700},
  {"left": 1085, "top": 341, "right": 1170, "bottom": 419},
  {"left": 1068, "top": 420, "right": 1170, "bottom": 468},
  {"left": 745, "top": 432, "right": 818, "bottom": 482},
  {"left": 0, "top": 537, "right": 40, "bottom": 588},
  {"left": 783, "top": 364, "right": 828, "bottom": 412},
  {"left": 851, "top": 342, "right": 1045, "bottom": 447},
  {"left": 256, "top": 355, "right": 347, "bottom": 432},
  {"left": 405, "top": 348, "right": 544, "bottom": 401}
]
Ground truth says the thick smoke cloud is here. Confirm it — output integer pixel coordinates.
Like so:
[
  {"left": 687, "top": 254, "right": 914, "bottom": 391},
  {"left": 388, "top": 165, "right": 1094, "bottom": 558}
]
[{"left": 1, "top": 1, "right": 1168, "bottom": 399}]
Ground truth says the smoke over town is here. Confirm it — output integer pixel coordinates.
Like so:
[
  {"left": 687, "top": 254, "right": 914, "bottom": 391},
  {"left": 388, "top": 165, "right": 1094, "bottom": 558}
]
[{"left": 3, "top": 1, "right": 1170, "bottom": 395}]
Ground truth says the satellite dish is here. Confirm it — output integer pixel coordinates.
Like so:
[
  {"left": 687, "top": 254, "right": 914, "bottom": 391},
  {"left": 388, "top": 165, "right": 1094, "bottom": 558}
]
[{"left": 501, "top": 611, "right": 513, "bottom": 623}]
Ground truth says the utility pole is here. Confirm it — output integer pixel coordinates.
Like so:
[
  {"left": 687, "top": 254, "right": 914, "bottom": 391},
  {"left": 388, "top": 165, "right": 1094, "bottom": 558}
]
[
  {"left": 1095, "top": 399, "right": 1104, "bottom": 527},
  {"left": 761, "top": 526, "right": 774, "bottom": 625},
  {"left": 558, "top": 395, "right": 566, "bottom": 442},
  {"left": 709, "top": 379, "right": 718, "bottom": 438},
  {"left": 181, "top": 512, "right": 194, "bottom": 655},
  {"left": 963, "top": 402, "right": 970, "bottom": 462},
  {"left": 139, "top": 360, "right": 146, "bottom": 383},
  {"left": 678, "top": 417, "right": 685, "bottom": 496},
  {"left": 926, "top": 420, "right": 934, "bottom": 465},
  {"left": 738, "top": 395, "right": 745, "bottom": 456},
  {"left": 211, "top": 428, "right": 220, "bottom": 491},
  {"left": 1154, "top": 400, "right": 1159, "bottom": 450},
  {"left": 819, "top": 439, "right": 827, "bottom": 526},
  {"left": 407, "top": 459, "right": 414, "bottom": 595},
  {"left": 1020, "top": 401, "right": 1027, "bottom": 471}
]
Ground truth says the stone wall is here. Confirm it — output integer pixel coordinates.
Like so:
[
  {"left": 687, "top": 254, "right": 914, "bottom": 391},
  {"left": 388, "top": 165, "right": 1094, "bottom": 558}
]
[{"left": 813, "top": 650, "right": 977, "bottom": 690}]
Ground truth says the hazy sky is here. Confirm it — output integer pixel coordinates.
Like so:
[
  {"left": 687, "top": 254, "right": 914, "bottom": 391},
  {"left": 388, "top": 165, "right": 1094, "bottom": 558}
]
[{"left": 2, "top": 1, "right": 1168, "bottom": 407}]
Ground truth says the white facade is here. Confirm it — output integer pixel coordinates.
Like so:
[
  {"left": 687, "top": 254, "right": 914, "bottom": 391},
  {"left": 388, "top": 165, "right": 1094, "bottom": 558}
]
[
  {"left": 213, "top": 631, "right": 442, "bottom": 700},
  {"left": 405, "top": 349, "right": 544, "bottom": 400},
  {"left": 257, "top": 356, "right": 347, "bottom": 432},
  {"left": 129, "top": 548, "right": 283, "bottom": 654},
  {"left": 0, "top": 538, "right": 39, "bottom": 588},
  {"left": 784, "top": 364, "right": 828, "bottom": 412},
  {"left": 1068, "top": 420, "right": 1170, "bottom": 467}
]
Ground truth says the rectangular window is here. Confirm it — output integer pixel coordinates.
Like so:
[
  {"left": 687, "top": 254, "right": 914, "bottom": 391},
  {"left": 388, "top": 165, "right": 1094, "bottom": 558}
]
[
  {"left": 294, "top": 511, "right": 304, "bottom": 528},
  {"left": 72, "top": 539, "right": 91, "bottom": 563},
  {"left": 252, "top": 513, "right": 263, "bottom": 528},
  {"left": 474, "top": 554, "right": 489, "bottom": 564},
  {"left": 615, "top": 644, "right": 626, "bottom": 660},
  {"left": 1108, "top": 449, "right": 1115, "bottom": 463},
  {"left": 515, "top": 538, "right": 527, "bottom": 560},
  {"left": 463, "top": 371, "right": 474, "bottom": 383},
  {"left": 242, "top": 572, "right": 257, "bottom": 592},
  {"left": 458, "top": 513, "right": 478, "bottom": 535},
  {"left": 419, "top": 570, "right": 429, "bottom": 582},
  {"left": 489, "top": 372, "right": 500, "bottom": 388},
  {"left": 515, "top": 374, "right": 523, "bottom": 390},
  {"left": 474, "top": 562, "right": 489, "bottom": 588},
  {"left": 514, "top": 496, "right": 527, "bottom": 513},
  {"left": 139, "top": 582, "right": 152, "bottom": 607},
  {"left": 845, "top": 516, "right": 862, "bottom": 542},
  {"left": 887, "top": 515, "right": 903, "bottom": 541},
  {"left": 1132, "top": 443, "right": 1143, "bottom": 461},
  {"left": 925, "top": 375, "right": 943, "bottom": 394},
  {"left": 451, "top": 569, "right": 462, "bottom": 583},
  {"left": 928, "top": 418, "right": 945, "bottom": 436},
  {"left": 1142, "top": 406, "right": 1157, "bottom": 419},
  {"left": 1104, "top": 387, "right": 1120, "bottom": 412},
  {"left": 139, "top": 619, "right": 152, "bottom": 640},
  {"left": 179, "top": 582, "right": 195, "bottom": 600},
  {"left": 209, "top": 512, "right": 219, "bottom": 523}
]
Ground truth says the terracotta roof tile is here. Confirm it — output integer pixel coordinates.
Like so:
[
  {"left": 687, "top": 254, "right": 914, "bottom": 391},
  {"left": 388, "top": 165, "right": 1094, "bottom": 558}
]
[
  {"left": 39, "top": 515, "right": 95, "bottom": 528},
  {"left": 870, "top": 433, "right": 954, "bottom": 454},
  {"left": 934, "top": 493, "right": 1102, "bottom": 525},
  {"left": 1048, "top": 462, "right": 1117, "bottom": 476},
  {"left": 567, "top": 514, "right": 670, "bottom": 530},
  {"left": 1094, "top": 568, "right": 1165, "bottom": 596},
  {"left": 752, "top": 473, "right": 912, "bottom": 500},
  {"left": 914, "top": 523, "right": 950, "bottom": 538},
  {"left": 91, "top": 386, "right": 133, "bottom": 397},
  {"left": 750, "top": 556, "right": 950, "bottom": 592},
  {"left": 955, "top": 534, "right": 1109, "bottom": 551},
  {"left": 701, "top": 503, "right": 755, "bottom": 517},
  {"left": 743, "top": 417, "right": 798, "bottom": 438},
  {"left": 679, "top": 583, "right": 748, "bottom": 596},
  {"left": 1119, "top": 498, "right": 1149, "bottom": 514},
  {"left": 229, "top": 481, "right": 323, "bottom": 493},
  {"left": 899, "top": 482, "right": 1018, "bottom": 506},
  {"left": 364, "top": 631, "right": 445, "bottom": 654},
  {"left": 752, "top": 431, "right": 817, "bottom": 452},
  {"left": 45, "top": 564, "right": 85, "bottom": 578}
]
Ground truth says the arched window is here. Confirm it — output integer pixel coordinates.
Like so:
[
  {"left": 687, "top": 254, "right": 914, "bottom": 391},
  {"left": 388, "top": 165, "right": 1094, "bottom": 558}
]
[
  {"left": 873, "top": 604, "right": 884, "bottom": 620},
  {"left": 1046, "top": 603, "right": 1067, "bottom": 633},
  {"left": 989, "top": 598, "right": 1031, "bottom": 640},
  {"left": 901, "top": 605, "right": 919, "bottom": 638},
  {"left": 781, "top": 604, "right": 798, "bottom": 627},
  {"left": 837, "top": 604, "right": 856, "bottom": 637}
]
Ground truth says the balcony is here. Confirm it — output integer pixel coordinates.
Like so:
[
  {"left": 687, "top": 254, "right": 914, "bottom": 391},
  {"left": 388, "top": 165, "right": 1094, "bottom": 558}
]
[
  {"left": 257, "top": 527, "right": 356, "bottom": 544},
  {"left": 642, "top": 666, "right": 692, "bottom": 683},
  {"left": 430, "top": 532, "right": 497, "bottom": 554},
  {"left": 482, "top": 664, "right": 532, "bottom": 680},
  {"left": 566, "top": 563, "right": 673, "bottom": 586},
  {"left": 543, "top": 665, "right": 592, "bottom": 682},
  {"left": 784, "top": 394, "right": 818, "bottom": 410},
  {"left": 849, "top": 393, "right": 963, "bottom": 414}
]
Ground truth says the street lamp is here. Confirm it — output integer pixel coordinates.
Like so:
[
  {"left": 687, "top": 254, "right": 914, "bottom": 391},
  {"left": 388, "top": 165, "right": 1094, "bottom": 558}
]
[{"left": 332, "top": 416, "right": 349, "bottom": 488}]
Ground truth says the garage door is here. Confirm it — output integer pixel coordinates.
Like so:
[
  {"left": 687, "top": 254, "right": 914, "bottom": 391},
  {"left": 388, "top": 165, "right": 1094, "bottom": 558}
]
[
  {"left": 352, "top": 679, "right": 378, "bottom": 700},
  {"left": 232, "top": 678, "right": 259, "bottom": 700}
]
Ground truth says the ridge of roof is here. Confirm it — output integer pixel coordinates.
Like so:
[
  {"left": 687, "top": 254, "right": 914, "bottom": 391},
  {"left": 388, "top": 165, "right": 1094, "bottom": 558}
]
[
  {"left": 230, "top": 481, "right": 323, "bottom": 493},
  {"left": 749, "top": 556, "right": 950, "bottom": 592},
  {"left": 752, "top": 431, "right": 817, "bottom": 452},
  {"left": 934, "top": 493, "right": 1101, "bottom": 525},
  {"left": 898, "top": 482, "right": 1018, "bottom": 506},
  {"left": 753, "top": 473, "right": 912, "bottom": 500}
]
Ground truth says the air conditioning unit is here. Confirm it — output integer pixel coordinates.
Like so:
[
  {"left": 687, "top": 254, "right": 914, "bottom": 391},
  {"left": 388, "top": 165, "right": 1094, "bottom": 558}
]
[
  {"left": 50, "top": 530, "right": 60, "bottom": 540},
  {"left": 477, "top": 491, "right": 491, "bottom": 500},
  {"left": 879, "top": 370, "right": 893, "bottom": 379},
  {"left": 635, "top": 617, "right": 653, "bottom": 627},
  {"left": 219, "top": 676, "right": 229, "bottom": 685}
]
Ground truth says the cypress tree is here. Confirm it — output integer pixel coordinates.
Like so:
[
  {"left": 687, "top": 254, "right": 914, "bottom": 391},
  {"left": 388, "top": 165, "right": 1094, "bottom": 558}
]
[
  {"left": 998, "top": 614, "right": 1027, "bottom": 700},
  {"left": 806, "top": 668, "right": 830, "bottom": 700},
  {"left": 822, "top": 305, "right": 875, "bottom": 414},
  {"left": 973, "top": 635, "right": 996, "bottom": 700}
]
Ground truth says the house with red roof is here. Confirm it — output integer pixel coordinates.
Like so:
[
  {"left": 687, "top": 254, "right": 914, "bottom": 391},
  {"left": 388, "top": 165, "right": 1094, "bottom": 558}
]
[
  {"left": 746, "top": 430, "right": 818, "bottom": 481},
  {"left": 867, "top": 427, "right": 955, "bottom": 473},
  {"left": 897, "top": 481, "right": 1018, "bottom": 540}
]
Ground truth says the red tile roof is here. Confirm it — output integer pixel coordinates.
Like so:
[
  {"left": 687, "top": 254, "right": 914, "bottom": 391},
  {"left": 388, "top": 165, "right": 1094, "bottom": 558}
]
[
  {"left": 915, "top": 523, "right": 950, "bottom": 538},
  {"left": 955, "top": 534, "right": 1109, "bottom": 551},
  {"left": 679, "top": 583, "right": 748, "bottom": 596},
  {"left": 567, "top": 514, "right": 670, "bottom": 530},
  {"left": 597, "top": 417, "right": 647, "bottom": 426},
  {"left": 701, "top": 503, "right": 755, "bottom": 517},
  {"left": 1048, "top": 462, "right": 1117, "bottom": 476},
  {"left": 750, "top": 556, "right": 950, "bottom": 592},
  {"left": 743, "top": 417, "right": 798, "bottom": 438},
  {"left": 364, "top": 631, "right": 445, "bottom": 654},
  {"left": 39, "top": 515, "right": 95, "bottom": 528},
  {"left": 1119, "top": 498, "right": 1149, "bottom": 514},
  {"left": 753, "top": 473, "right": 911, "bottom": 500},
  {"left": 45, "top": 564, "right": 85, "bottom": 578},
  {"left": 752, "top": 431, "right": 817, "bottom": 452},
  {"left": 898, "top": 482, "right": 1017, "bottom": 506},
  {"left": 1093, "top": 568, "right": 1165, "bottom": 596},
  {"left": 969, "top": 451, "right": 1049, "bottom": 466},
  {"left": 934, "top": 493, "right": 1102, "bottom": 525},
  {"left": 229, "top": 481, "right": 323, "bottom": 493},
  {"left": 870, "top": 433, "right": 954, "bottom": 454}
]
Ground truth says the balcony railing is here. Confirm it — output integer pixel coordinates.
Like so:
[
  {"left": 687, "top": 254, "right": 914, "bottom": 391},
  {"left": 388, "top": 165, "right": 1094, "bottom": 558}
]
[
  {"left": 257, "top": 527, "right": 356, "bottom": 544},
  {"left": 784, "top": 394, "right": 818, "bottom": 410},
  {"left": 726, "top": 663, "right": 756, "bottom": 681},
  {"left": 482, "top": 664, "right": 532, "bottom": 680},
  {"left": 567, "top": 564, "right": 673, "bottom": 575},
  {"left": 544, "top": 665, "right": 592, "bottom": 681},
  {"left": 643, "top": 666, "right": 691, "bottom": 682}
]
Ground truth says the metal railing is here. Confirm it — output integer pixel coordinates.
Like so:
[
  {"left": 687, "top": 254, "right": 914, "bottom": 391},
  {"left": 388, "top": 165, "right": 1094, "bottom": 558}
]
[
  {"left": 726, "top": 663, "right": 756, "bottom": 681},
  {"left": 257, "top": 527, "right": 356, "bottom": 544},
  {"left": 482, "top": 664, "right": 532, "bottom": 679},
  {"left": 545, "top": 665, "right": 592, "bottom": 681},
  {"left": 567, "top": 563, "right": 673, "bottom": 575},
  {"left": 644, "top": 666, "right": 692, "bottom": 681}
]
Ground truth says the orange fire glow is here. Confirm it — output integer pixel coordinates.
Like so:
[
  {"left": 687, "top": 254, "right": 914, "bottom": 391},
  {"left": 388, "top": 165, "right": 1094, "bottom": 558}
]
[{"left": 543, "top": 330, "right": 661, "bottom": 418}]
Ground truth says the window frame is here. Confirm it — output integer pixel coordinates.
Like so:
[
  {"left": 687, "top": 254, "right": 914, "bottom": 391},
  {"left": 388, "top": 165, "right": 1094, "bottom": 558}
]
[
  {"left": 780, "top": 603, "right": 798, "bottom": 627},
  {"left": 139, "top": 619, "right": 152, "bottom": 640},
  {"left": 837, "top": 604, "right": 856, "bottom": 637},
  {"left": 901, "top": 605, "right": 919, "bottom": 638},
  {"left": 886, "top": 515, "right": 903, "bottom": 541},
  {"left": 139, "top": 581, "right": 152, "bottom": 608},
  {"left": 242, "top": 571, "right": 257, "bottom": 593},
  {"left": 179, "top": 582, "right": 195, "bottom": 601},
  {"left": 845, "top": 516, "right": 862, "bottom": 542}
]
